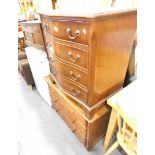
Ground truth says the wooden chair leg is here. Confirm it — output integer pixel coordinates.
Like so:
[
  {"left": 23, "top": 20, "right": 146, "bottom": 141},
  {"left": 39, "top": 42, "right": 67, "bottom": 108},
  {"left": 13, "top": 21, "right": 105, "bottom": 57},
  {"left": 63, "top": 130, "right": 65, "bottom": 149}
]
[
  {"left": 104, "top": 109, "right": 117, "bottom": 149},
  {"left": 104, "top": 140, "right": 119, "bottom": 155}
]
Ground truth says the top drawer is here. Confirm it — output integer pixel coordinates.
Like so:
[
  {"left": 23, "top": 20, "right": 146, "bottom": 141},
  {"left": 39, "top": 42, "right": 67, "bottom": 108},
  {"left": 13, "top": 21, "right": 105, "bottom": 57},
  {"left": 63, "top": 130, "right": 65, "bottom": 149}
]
[{"left": 51, "top": 20, "right": 90, "bottom": 45}]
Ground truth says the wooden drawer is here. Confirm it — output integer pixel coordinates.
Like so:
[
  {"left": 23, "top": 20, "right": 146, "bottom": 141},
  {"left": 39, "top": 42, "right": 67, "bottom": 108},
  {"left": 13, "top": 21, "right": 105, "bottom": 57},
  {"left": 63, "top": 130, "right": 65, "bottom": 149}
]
[
  {"left": 48, "top": 85, "right": 60, "bottom": 103},
  {"left": 52, "top": 58, "right": 88, "bottom": 88},
  {"left": 51, "top": 20, "right": 90, "bottom": 45},
  {"left": 52, "top": 42, "right": 88, "bottom": 69},
  {"left": 50, "top": 67, "right": 88, "bottom": 103}
]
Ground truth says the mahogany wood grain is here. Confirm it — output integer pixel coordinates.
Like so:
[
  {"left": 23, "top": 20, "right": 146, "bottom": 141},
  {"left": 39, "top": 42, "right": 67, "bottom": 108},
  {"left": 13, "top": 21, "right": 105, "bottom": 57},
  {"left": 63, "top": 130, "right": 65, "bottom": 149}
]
[
  {"left": 52, "top": 68, "right": 88, "bottom": 103},
  {"left": 52, "top": 41, "right": 88, "bottom": 70},
  {"left": 50, "top": 20, "right": 90, "bottom": 45},
  {"left": 51, "top": 57, "right": 88, "bottom": 88},
  {"left": 40, "top": 9, "right": 137, "bottom": 108}
]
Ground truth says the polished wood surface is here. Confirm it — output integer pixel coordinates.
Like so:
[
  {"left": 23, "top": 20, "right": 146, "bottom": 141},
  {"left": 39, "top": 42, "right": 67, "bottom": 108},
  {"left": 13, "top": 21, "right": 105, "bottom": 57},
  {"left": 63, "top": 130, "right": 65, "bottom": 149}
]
[
  {"left": 52, "top": 41, "right": 88, "bottom": 70},
  {"left": 51, "top": 57, "right": 88, "bottom": 88},
  {"left": 45, "top": 75, "right": 110, "bottom": 150},
  {"left": 22, "top": 22, "right": 46, "bottom": 51},
  {"left": 50, "top": 68, "right": 88, "bottom": 103},
  {"left": 40, "top": 9, "right": 137, "bottom": 108},
  {"left": 50, "top": 20, "right": 90, "bottom": 45}
]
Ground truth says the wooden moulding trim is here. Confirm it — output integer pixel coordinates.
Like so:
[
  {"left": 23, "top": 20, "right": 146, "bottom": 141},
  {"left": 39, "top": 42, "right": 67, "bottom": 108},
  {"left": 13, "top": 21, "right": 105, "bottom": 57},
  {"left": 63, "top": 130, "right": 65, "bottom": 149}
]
[
  {"left": 38, "top": 8, "right": 136, "bottom": 20},
  {"left": 53, "top": 53, "right": 88, "bottom": 74},
  {"left": 53, "top": 54, "right": 88, "bottom": 75},
  {"left": 49, "top": 72, "right": 123, "bottom": 113}
]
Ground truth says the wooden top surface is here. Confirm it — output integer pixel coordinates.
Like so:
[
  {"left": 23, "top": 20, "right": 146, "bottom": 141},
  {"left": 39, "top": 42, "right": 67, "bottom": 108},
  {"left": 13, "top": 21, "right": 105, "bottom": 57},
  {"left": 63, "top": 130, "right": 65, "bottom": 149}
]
[
  {"left": 38, "top": 8, "right": 136, "bottom": 19},
  {"left": 107, "top": 80, "right": 137, "bottom": 122},
  {"left": 45, "top": 75, "right": 110, "bottom": 123},
  {"left": 21, "top": 20, "right": 41, "bottom": 24}
]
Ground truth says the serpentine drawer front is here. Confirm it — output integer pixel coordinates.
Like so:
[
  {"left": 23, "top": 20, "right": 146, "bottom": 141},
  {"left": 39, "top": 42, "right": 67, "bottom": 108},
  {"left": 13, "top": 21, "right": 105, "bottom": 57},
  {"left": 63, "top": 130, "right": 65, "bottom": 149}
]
[
  {"left": 50, "top": 20, "right": 90, "bottom": 45},
  {"left": 50, "top": 67, "right": 88, "bottom": 103},
  {"left": 40, "top": 9, "right": 137, "bottom": 107},
  {"left": 51, "top": 57, "right": 88, "bottom": 88},
  {"left": 52, "top": 41, "right": 88, "bottom": 70}
]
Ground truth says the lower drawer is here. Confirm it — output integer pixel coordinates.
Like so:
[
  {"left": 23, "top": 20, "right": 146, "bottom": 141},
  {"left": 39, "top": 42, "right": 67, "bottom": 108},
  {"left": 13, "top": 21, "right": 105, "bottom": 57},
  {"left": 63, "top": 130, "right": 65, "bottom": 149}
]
[
  {"left": 49, "top": 64, "right": 88, "bottom": 103},
  {"left": 45, "top": 75, "right": 111, "bottom": 150}
]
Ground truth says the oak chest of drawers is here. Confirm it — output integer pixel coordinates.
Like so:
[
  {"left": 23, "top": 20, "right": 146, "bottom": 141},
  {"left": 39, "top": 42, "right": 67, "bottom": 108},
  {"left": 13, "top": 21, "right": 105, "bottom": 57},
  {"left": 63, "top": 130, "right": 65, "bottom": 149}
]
[
  {"left": 22, "top": 21, "right": 46, "bottom": 51},
  {"left": 45, "top": 75, "right": 110, "bottom": 150},
  {"left": 40, "top": 9, "right": 137, "bottom": 112}
]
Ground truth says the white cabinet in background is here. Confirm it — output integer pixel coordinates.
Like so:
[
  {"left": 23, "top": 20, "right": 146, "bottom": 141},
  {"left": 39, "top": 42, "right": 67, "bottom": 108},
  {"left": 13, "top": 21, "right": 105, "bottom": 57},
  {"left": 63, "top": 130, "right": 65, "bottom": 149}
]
[{"left": 26, "top": 47, "right": 52, "bottom": 106}]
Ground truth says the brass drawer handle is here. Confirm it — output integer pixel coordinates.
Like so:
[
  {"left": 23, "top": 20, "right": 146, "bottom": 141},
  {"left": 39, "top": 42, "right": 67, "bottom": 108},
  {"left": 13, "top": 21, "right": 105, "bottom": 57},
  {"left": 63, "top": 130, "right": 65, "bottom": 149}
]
[
  {"left": 51, "top": 69, "right": 56, "bottom": 75},
  {"left": 55, "top": 108, "right": 59, "bottom": 112},
  {"left": 72, "top": 128, "right": 76, "bottom": 133},
  {"left": 66, "top": 28, "right": 80, "bottom": 40},
  {"left": 70, "top": 87, "right": 80, "bottom": 96},
  {"left": 68, "top": 52, "right": 80, "bottom": 62},
  {"left": 70, "top": 71, "right": 81, "bottom": 81},
  {"left": 46, "top": 42, "right": 54, "bottom": 54},
  {"left": 43, "top": 24, "right": 49, "bottom": 31},
  {"left": 50, "top": 66, "right": 56, "bottom": 75}
]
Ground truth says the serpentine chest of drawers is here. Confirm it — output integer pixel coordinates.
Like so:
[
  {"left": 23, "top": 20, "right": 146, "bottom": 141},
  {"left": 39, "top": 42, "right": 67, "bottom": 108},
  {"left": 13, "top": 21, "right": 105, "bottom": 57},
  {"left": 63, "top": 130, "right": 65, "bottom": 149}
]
[
  {"left": 40, "top": 9, "right": 137, "bottom": 118},
  {"left": 40, "top": 9, "right": 136, "bottom": 150}
]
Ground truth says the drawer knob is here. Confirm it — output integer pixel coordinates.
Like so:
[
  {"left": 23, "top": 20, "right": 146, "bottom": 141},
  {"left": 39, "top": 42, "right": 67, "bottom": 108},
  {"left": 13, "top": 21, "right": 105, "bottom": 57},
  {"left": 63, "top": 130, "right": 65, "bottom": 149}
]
[
  {"left": 67, "top": 28, "right": 80, "bottom": 40},
  {"left": 70, "top": 87, "right": 80, "bottom": 96},
  {"left": 70, "top": 71, "right": 81, "bottom": 81},
  {"left": 68, "top": 52, "right": 80, "bottom": 62},
  {"left": 55, "top": 108, "right": 59, "bottom": 112},
  {"left": 43, "top": 24, "right": 49, "bottom": 31},
  {"left": 51, "top": 67, "right": 56, "bottom": 75}
]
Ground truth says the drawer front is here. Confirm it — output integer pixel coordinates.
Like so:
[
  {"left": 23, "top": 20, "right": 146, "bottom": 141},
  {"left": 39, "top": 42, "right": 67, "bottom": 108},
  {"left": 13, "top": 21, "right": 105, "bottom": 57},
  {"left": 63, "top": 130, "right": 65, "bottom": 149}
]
[
  {"left": 50, "top": 68, "right": 88, "bottom": 103},
  {"left": 51, "top": 20, "right": 90, "bottom": 45},
  {"left": 52, "top": 42, "right": 88, "bottom": 69},
  {"left": 52, "top": 58, "right": 88, "bottom": 88},
  {"left": 48, "top": 86, "right": 60, "bottom": 104}
]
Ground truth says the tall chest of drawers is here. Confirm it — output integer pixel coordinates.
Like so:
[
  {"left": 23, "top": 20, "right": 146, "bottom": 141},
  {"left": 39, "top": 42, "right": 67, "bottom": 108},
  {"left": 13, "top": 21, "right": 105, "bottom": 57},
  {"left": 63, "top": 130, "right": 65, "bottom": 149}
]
[{"left": 40, "top": 9, "right": 137, "bottom": 112}]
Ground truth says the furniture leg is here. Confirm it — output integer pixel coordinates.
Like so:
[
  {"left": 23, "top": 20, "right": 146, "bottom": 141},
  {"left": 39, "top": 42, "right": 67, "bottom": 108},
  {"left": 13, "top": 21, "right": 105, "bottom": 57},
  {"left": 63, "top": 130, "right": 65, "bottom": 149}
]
[
  {"left": 104, "top": 108, "right": 117, "bottom": 150},
  {"left": 104, "top": 140, "right": 119, "bottom": 155}
]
